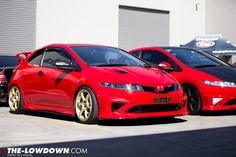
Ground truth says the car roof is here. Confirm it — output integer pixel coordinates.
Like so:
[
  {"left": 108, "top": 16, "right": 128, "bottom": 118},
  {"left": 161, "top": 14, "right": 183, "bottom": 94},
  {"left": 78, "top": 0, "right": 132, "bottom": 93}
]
[
  {"left": 46, "top": 43, "right": 113, "bottom": 48},
  {"left": 65, "top": 44, "right": 108, "bottom": 47},
  {"left": 159, "top": 46, "right": 199, "bottom": 51},
  {"left": 38, "top": 43, "right": 116, "bottom": 51}
]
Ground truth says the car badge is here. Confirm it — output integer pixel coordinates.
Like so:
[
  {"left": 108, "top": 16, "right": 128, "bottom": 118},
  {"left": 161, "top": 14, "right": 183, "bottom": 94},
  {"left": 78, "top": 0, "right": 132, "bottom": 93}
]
[{"left": 156, "top": 85, "right": 165, "bottom": 92}]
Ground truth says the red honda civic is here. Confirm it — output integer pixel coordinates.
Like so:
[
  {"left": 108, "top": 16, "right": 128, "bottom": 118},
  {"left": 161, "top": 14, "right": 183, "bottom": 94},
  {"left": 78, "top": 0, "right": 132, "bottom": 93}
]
[
  {"left": 8, "top": 44, "right": 187, "bottom": 124},
  {"left": 129, "top": 47, "right": 236, "bottom": 114}
]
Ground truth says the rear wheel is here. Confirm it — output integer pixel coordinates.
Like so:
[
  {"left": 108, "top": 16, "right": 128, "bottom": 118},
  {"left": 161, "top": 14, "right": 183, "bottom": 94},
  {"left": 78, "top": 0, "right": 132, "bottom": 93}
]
[
  {"left": 8, "top": 85, "right": 24, "bottom": 113},
  {"left": 75, "top": 87, "right": 98, "bottom": 124},
  {"left": 183, "top": 85, "right": 202, "bottom": 115}
]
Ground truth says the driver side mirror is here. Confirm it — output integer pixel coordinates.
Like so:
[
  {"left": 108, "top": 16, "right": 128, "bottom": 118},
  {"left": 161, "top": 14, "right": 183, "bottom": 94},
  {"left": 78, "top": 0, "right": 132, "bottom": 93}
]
[{"left": 158, "top": 62, "right": 175, "bottom": 71}]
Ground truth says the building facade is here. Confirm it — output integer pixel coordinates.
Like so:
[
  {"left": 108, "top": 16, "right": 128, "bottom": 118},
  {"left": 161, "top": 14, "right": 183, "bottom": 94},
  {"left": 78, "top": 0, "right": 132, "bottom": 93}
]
[{"left": 0, "top": 0, "right": 235, "bottom": 54}]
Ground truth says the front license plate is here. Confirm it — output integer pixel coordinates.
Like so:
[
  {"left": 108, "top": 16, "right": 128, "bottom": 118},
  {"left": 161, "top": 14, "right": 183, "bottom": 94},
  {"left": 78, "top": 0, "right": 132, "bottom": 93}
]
[{"left": 154, "top": 97, "right": 172, "bottom": 103}]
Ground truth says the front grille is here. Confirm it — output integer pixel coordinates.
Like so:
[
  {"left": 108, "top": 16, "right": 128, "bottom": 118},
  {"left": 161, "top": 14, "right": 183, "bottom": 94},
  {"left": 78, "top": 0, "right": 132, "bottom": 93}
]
[
  {"left": 142, "top": 86, "right": 156, "bottom": 93},
  {"left": 142, "top": 84, "right": 178, "bottom": 94},
  {"left": 224, "top": 99, "right": 236, "bottom": 106},
  {"left": 127, "top": 104, "right": 182, "bottom": 113}
]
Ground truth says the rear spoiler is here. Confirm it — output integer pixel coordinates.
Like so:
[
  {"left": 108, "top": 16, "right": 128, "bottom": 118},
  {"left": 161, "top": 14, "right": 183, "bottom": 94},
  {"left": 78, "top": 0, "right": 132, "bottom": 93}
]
[
  {"left": 16, "top": 51, "right": 32, "bottom": 59},
  {"left": 16, "top": 51, "right": 32, "bottom": 63}
]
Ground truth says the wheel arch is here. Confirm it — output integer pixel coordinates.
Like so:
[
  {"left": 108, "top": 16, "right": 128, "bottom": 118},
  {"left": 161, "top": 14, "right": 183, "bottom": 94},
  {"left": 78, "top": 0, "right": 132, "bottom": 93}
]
[
  {"left": 181, "top": 82, "right": 203, "bottom": 114},
  {"left": 181, "top": 82, "right": 203, "bottom": 99}
]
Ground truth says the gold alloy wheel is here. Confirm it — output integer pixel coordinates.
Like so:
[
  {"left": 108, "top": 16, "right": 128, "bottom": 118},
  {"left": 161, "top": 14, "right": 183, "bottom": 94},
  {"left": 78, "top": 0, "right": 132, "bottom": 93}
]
[
  {"left": 9, "top": 86, "right": 21, "bottom": 112},
  {"left": 75, "top": 89, "right": 93, "bottom": 121}
]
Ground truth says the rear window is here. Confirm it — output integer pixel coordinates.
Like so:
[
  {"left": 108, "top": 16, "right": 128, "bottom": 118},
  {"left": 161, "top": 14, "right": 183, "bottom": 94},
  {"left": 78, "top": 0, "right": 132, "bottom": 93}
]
[{"left": 0, "top": 56, "right": 19, "bottom": 67}]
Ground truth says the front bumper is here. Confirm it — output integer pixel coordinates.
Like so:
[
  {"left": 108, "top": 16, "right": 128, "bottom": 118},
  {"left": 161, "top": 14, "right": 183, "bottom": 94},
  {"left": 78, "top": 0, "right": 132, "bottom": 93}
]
[
  {"left": 0, "top": 82, "right": 8, "bottom": 102},
  {"left": 201, "top": 85, "right": 236, "bottom": 111},
  {"left": 97, "top": 88, "right": 188, "bottom": 119}
]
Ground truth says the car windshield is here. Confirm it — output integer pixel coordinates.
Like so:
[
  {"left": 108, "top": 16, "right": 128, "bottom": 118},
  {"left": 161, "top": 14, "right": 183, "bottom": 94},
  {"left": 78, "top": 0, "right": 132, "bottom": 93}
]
[
  {"left": 0, "top": 56, "right": 19, "bottom": 67},
  {"left": 71, "top": 46, "right": 149, "bottom": 67},
  {"left": 163, "top": 48, "right": 229, "bottom": 68}
]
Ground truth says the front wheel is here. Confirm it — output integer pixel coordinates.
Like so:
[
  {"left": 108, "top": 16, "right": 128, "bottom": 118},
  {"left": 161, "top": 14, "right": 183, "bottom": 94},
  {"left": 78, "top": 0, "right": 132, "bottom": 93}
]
[
  {"left": 8, "top": 85, "right": 24, "bottom": 114},
  {"left": 75, "top": 87, "right": 98, "bottom": 124},
  {"left": 183, "top": 85, "right": 202, "bottom": 115}
]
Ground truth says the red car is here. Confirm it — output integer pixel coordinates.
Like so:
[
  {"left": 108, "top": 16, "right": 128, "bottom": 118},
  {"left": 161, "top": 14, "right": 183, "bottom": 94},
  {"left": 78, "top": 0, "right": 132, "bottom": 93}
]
[
  {"left": 129, "top": 47, "right": 236, "bottom": 114},
  {"left": 8, "top": 44, "right": 187, "bottom": 124}
]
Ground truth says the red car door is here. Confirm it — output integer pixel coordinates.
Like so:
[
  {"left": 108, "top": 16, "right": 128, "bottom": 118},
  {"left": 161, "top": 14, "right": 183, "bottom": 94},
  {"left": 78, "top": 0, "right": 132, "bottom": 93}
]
[
  {"left": 40, "top": 48, "right": 78, "bottom": 110},
  {"left": 23, "top": 49, "right": 49, "bottom": 106}
]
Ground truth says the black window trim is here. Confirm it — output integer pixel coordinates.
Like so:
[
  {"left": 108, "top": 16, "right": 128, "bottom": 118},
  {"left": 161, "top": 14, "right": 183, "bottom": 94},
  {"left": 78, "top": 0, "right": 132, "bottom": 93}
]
[{"left": 27, "top": 48, "right": 45, "bottom": 67}]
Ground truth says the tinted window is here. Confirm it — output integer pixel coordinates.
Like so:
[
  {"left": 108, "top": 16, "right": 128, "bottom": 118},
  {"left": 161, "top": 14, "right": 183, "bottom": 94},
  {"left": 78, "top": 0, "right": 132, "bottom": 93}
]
[
  {"left": 28, "top": 50, "right": 44, "bottom": 66},
  {"left": 71, "top": 46, "right": 148, "bottom": 67},
  {"left": 131, "top": 51, "right": 141, "bottom": 57},
  {"left": 42, "top": 49, "right": 71, "bottom": 68},
  {"left": 0, "top": 56, "right": 19, "bottom": 67},
  {"left": 163, "top": 48, "right": 229, "bottom": 68},
  {"left": 141, "top": 50, "right": 175, "bottom": 65}
]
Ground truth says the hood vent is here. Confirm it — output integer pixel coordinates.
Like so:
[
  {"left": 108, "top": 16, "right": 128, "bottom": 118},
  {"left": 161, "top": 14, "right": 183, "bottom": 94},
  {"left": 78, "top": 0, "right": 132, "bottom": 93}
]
[{"left": 115, "top": 70, "right": 128, "bottom": 74}]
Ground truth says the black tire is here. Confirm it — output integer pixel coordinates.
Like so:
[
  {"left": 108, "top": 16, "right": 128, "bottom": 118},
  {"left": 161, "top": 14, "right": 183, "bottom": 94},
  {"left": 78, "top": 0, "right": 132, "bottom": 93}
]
[
  {"left": 8, "top": 85, "right": 24, "bottom": 114},
  {"left": 75, "top": 86, "right": 98, "bottom": 124},
  {"left": 183, "top": 85, "right": 202, "bottom": 115}
]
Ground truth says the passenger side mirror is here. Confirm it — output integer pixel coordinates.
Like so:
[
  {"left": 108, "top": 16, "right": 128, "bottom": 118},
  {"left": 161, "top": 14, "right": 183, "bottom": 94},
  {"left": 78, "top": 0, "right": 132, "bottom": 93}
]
[
  {"left": 55, "top": 61, "right": 72, "bottom": 70},
  {"left": 158, "top": 62, "right": 175, "bottom": 71}
]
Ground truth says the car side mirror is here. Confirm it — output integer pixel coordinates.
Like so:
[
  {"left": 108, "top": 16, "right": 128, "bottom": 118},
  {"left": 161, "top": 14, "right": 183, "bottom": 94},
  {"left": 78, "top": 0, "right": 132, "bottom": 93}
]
[
  {"left": 158, "top": 62, "right": 175, "bottom": 71},
  {"left": 55, "top": 61, "right": 72, "bottom": 70}
]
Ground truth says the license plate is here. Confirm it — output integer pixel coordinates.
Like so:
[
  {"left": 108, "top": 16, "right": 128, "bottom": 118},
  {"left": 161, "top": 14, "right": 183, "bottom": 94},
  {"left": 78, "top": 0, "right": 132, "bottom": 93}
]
[{"left": 154, "top": 97, "right": 172, "bottom": 103}]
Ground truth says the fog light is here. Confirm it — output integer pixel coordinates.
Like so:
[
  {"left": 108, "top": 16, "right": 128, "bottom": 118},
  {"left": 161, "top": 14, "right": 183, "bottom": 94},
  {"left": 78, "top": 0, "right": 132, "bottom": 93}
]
[
  {"left": 112, "top": 103, "right": 125, "bottom": 112},
  {"left": 212, "top": 98, "right": 223, "bottom": 105}
]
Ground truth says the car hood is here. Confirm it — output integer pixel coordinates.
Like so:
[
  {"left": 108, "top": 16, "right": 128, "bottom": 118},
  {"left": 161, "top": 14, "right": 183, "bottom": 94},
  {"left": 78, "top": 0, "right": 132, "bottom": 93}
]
[
  {"left": 89, "top": 66, "right": 177, "bottom": 85},
  {"left": 196, "top": 66, "right": 236, "bottom": 82}
]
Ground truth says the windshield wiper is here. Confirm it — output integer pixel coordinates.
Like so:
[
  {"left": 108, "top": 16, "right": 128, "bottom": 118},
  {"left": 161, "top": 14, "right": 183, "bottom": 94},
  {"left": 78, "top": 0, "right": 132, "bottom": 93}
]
[
  {"left": 95, "top": 64, "right": 128, "bottom": 67},
  {"left": 143, "top": 64, "right": 152, "bottom": 68},
  {"left": 194, "top": 64, "right": 218, "bottom": 68},
  {"left": 95, "top": 63, "right": 152, "bottom": 68}
]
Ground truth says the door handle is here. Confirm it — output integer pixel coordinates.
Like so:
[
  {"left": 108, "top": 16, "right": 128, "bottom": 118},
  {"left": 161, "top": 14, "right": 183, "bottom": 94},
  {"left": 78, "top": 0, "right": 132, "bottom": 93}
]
[{"left": 38, "top": 71, "right": 44, "bottom": 76}]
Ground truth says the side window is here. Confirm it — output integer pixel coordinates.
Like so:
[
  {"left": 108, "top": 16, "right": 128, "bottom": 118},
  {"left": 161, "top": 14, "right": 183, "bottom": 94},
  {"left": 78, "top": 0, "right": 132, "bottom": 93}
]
[
  {"left": 141, "top": 50, "right": 174, "bottom": 65},
  {"left": 28, "top": 49, "right": 44, "bottom": 66},
  {"left": 42, "top": 48, "right": 71, "bottom": 68},
  {"left": 131, "top": 51, "right": 141, "bottom": 57}
]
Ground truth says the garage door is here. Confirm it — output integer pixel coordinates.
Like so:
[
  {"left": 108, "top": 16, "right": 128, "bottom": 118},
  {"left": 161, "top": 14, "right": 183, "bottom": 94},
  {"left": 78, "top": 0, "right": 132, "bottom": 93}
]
[
  {"left": 119, "top": 6, "right": 169, "bottom": 50},
  {"left": 0, "top": 0, "right": 36, "bottom": 55}
]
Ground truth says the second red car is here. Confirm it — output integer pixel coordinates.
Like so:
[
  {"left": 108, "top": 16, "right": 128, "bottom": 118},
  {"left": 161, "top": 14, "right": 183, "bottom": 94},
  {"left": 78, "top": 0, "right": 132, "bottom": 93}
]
[{"left": 130, "top": 47, "right": 236, "bottom": 114}]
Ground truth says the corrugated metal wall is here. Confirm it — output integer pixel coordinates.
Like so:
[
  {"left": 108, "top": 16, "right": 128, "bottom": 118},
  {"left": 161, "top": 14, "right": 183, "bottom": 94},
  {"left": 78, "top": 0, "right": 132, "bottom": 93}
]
[
  {"left": 119, "top": 6, "right": 169, "bottom": 50},
  {"left": 0, "top": 0, "right": 36, "bottom": 55}
]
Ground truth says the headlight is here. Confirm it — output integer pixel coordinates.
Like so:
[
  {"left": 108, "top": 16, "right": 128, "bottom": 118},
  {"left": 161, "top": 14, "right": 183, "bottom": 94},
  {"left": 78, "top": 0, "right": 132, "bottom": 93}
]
[
  {"left": 202, "top": 80, "right": 236, "bottom": 88},
  {"left": 100, "top": 83, "right": 144, "bottom": 91},
  {"left": 172, "top": 84, "right": 181, "bottom": 90}
]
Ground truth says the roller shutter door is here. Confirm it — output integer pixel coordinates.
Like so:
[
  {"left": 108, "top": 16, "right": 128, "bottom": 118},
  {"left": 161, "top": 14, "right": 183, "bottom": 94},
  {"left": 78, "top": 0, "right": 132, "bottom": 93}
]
[
  {"left": 119, "top": 6, "right": 169, "bottom": 50},
  {"left": 0, "top": 0, "right": 36, "bottom": 55}
]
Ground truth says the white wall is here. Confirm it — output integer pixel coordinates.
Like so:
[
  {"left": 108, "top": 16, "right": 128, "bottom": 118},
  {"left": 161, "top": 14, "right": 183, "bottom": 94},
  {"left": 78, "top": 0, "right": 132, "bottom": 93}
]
[
  {"left": 206, "top": 0, "right": 236, "bottom": 44},
  {"left": 36, "top": 0, "right": 205, "bottom": 48},
  {"left": 36, "top": 0, "right": 118, "bottom": 48}
]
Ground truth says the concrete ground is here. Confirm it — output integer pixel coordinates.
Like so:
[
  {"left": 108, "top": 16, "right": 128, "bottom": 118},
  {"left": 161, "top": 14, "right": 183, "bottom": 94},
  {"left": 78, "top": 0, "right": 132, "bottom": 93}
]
[{"left": 0, "top": 103, "right": 236, "bottom": 156}]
